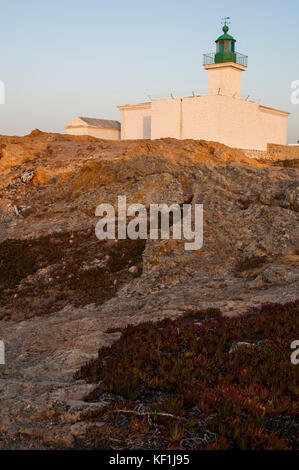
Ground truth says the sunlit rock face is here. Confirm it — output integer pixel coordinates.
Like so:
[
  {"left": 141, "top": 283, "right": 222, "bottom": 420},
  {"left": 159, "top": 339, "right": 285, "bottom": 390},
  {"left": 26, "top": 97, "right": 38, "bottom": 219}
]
[{"left": 0, "top": 131, "right": 298, "bottom": 449}]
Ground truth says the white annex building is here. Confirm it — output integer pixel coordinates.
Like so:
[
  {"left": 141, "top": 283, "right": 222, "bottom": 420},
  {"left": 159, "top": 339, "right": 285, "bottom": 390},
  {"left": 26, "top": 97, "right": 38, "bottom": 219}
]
[
  {"left": 66, "top": 21, "right": 290, "bottom": 151},
  {"left": 66, "top": 117, "right": 120, "bottom": 140}
]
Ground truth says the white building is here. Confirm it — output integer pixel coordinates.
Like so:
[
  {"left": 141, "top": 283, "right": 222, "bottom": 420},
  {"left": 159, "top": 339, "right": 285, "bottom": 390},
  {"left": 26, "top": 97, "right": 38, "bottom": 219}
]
[
  {"left": 66, "top": 116, "right": 120, "bottom": 140},
  {"left": 118, "top": 23, "right": 290, "bottom": 151}
]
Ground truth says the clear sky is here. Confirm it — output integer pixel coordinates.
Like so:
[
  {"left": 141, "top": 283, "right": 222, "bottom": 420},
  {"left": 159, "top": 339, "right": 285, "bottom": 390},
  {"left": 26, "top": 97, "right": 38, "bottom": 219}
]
[{"left": 0, "top": 0, "right": 298, "bottom": 142}]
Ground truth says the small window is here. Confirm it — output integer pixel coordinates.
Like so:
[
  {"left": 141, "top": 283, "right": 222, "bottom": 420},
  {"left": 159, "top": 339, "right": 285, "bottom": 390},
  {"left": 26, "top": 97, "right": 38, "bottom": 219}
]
[
  {"left": 232, "top": 42, "right": 235, "bottom": 52},
  {"left": 220, "top": 42, "right": 224, "bottom": 53}
]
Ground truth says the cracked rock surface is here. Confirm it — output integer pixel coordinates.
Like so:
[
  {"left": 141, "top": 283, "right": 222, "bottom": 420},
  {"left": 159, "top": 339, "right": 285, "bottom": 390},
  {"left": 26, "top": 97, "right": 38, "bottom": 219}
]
[{"left": 0, "top": 131, "right": 298, "bottom": 448}]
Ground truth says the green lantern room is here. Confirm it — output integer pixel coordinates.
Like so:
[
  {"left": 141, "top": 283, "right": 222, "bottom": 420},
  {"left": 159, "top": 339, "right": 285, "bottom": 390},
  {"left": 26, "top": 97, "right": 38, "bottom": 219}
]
[
  {"left": 215, "top": 22, "right": 236, "bottom": 63},
  {"left": 203, "top": 18, "right": 248, "bottom": 68}
]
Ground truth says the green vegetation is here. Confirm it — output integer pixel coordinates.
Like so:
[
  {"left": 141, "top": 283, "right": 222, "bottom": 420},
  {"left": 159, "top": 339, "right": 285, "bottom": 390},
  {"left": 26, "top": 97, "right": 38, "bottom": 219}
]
[
  {"left": 0, "top": 230, "right": 145, "bottom": 319},
  {"left": 75, "top": 301, "right": 299, "bottom": 450}
]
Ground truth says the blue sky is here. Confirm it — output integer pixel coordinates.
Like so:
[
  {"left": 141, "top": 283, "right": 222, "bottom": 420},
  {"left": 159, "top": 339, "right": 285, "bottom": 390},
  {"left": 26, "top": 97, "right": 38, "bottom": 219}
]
[{"left": 0, "top": 0, "right": 298, "bottom": 141}]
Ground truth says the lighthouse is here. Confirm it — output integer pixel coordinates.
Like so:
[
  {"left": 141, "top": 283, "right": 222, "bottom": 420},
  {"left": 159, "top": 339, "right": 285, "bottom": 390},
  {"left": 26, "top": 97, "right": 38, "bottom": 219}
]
[
  {"left": 115, "top": 18, "right": 290, "bottom": 150},
  {"left": 203, "top": 18, "right": 248, "bottom": 99}
]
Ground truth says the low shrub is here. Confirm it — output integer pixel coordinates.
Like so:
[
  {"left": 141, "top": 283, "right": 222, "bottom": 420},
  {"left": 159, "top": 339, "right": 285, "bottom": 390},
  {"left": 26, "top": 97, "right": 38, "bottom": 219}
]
[{"left": 75, "top": 301, "right": 299, "bottom": 450}]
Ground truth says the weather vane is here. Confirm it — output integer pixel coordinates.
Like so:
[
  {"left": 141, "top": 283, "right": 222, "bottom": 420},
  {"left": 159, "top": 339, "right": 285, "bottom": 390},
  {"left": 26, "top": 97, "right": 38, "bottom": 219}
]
[{"left": 221, "top": 16, "right": 231, "bottom": 26}]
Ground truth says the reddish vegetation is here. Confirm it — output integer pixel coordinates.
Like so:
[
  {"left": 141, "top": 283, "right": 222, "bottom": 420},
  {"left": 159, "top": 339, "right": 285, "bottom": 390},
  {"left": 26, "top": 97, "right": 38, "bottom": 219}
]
[
  {"left": 0, "top": 230, "right": 145, "bottom": 320},
  {"left": 75, "top": 302, "right": 299, "bottom": 450}
]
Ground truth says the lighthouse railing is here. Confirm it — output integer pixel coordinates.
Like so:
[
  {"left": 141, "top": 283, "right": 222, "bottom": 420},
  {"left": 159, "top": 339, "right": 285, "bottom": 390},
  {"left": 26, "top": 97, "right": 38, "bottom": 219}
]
[{"left": 203, "top": 52, "right": 248, "bottom": 67}]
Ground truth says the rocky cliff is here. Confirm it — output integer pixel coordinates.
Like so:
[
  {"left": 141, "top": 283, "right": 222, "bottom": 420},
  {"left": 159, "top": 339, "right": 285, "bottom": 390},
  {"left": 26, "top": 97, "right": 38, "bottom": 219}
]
[{"left": 0, "top": 131, "right": 298, "bottom": 448}]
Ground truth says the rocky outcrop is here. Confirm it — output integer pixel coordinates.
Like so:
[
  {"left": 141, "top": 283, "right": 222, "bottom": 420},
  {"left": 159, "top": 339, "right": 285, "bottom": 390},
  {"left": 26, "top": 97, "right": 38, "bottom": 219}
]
[{"left": 0, "top": 132, "right": 298, "bottom": 448}]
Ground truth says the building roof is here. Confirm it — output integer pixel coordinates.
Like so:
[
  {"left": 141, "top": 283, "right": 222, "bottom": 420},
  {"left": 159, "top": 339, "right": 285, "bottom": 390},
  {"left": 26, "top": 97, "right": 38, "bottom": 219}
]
[
  {"left": 259, "top": 105, "right": 290, "bottom": 117},
  {"left": 118, "top": 102, "right": 152, "bottom": 111},
  {"left": 77, "top": 117, "right": 120, "bottom": 129},
  {"left": 216, "top": 33, "right": 236, "bottom": 41},
  {"left": 216, "top": 25, "right": 236, "bottom": 42}
]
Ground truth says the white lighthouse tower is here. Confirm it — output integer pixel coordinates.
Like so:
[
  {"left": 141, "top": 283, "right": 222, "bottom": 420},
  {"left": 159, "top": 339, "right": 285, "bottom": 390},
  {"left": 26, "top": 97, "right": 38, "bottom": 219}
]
[
  {"left": 117, "top": 18, "right": 289, "bottom": 150},
  {"left": 203, "top": 17, "right": 247, "bottom": 98}
]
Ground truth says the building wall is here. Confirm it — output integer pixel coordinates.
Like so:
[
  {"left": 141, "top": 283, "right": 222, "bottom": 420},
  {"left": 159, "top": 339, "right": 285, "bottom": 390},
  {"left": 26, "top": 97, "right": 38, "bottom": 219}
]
[
  {"left": 217, "top": 97, "right": 288, "bottom": 150},
  {"left": 119, "top": 104, "right": 151, "bottom": 140},
  {"left": 157, "top": 96, "right": 287, "bottom": 150},
  {"left": 118, "top": 96, "right": 288, "bottom": 151},
  {"left": 66, "top": 126, "right": 120, "bottom": 140},
  {"left": 237, "top": 145, "right": 299, "bottom": 160},
  {"left": 151, "top": 99, "right": 182, "bottom": 139},
  {"left": 207, "top": 66, "right": 243, "bottom": 98},
  {"left": 240, "top": 149, "right": 269, "bottom": 159},
  {"left": 181, "top": 96, "right": 221, "bottom": 142},
  {"left": 267, "top": 143, "right": 299, "bottom": 160}
]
